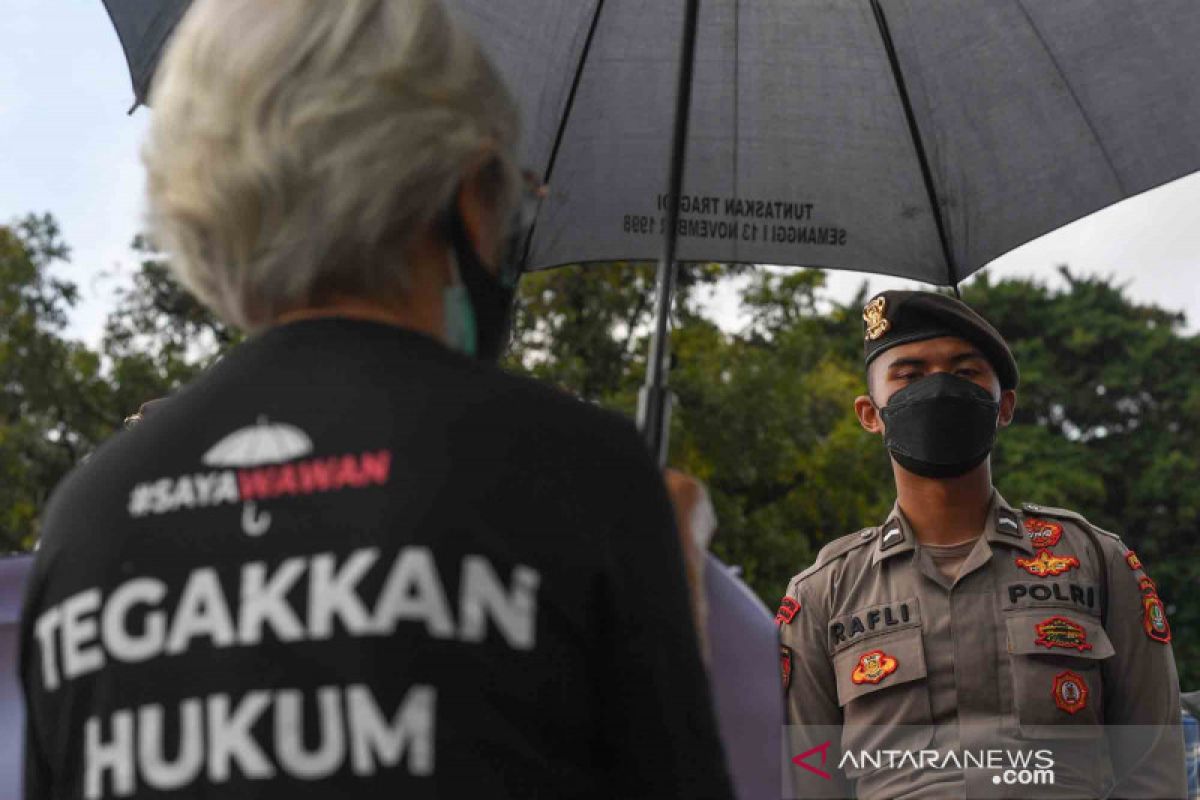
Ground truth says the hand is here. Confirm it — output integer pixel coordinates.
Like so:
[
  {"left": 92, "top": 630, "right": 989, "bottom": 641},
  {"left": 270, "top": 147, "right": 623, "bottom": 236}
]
[
  {"left": 663, "top": 469, "right": 718, "bottom": 555},
  {"left": 663, "top": 469, "right": 718, "bottom": 657}
]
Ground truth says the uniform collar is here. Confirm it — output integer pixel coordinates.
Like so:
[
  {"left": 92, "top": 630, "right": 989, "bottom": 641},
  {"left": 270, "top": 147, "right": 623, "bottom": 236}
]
[
  {"left": 872, "top": 504, "right": 917, "bottom": 565},
  {"left": 985, "top": 491, "right": 1034, "bottom": 554},
  {"left": 872, "top": 489, "right": 1032, "bottom": 565}
]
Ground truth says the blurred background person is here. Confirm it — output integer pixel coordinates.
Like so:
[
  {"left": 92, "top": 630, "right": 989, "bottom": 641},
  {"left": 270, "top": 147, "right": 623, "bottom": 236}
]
[{"left": 20, "top": 1, "right": 732, "bottom": 797}]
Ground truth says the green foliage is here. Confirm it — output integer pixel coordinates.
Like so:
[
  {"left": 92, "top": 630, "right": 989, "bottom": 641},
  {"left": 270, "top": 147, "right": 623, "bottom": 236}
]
[
  {"left": 505, "top": 260, "right": 1200, "bottom": 685},
  {"left": 0, "top": 215, "right": 107, "bottom": 549},
  {"left": 505, "top": 261, "right": 657, "bottom": 408},
  {"left": 3, "top": 214, "right": 1198, "bottom": 684},
  {"left": 0, "top": 219, "right": 235, "bottom": 550},
  {"left": 966, "top": 270, "right": 1200, "bottom": 679},
  {"left": 100, "top": 235, "right": 240, "bottom": 417},
  {"left": 505, "top": 260, "right": 747, "bottom": 411},
  {"left": 665, "top": 270, "right": 894, "bottom": 594}
]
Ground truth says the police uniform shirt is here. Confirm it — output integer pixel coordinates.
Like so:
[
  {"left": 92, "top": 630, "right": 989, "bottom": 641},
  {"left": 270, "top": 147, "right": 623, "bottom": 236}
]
[
  {"left": 779, "top": 491, "right": 1185, "bottom": 799},
  {"left": 21, "top": 319, "right": 734, "bottom": 800}
]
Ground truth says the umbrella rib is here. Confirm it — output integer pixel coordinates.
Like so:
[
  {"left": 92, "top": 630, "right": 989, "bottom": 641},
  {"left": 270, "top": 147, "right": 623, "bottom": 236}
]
[
  {"left": 520, "top": 0, "right": 607, "bottom": 269},
  {"left": 100, "top": 2, "right": 143, "bottom": 112},
  {"left": 868, "top": 0, "right": 959, "bottom": 290},
  {"left": 540, "top": 0, "right": 606, "bottom": 185}
]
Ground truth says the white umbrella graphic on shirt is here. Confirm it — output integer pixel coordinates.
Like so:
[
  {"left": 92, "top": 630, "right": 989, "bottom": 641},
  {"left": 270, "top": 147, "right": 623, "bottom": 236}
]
[{"left": 201, "top": 417, "right": 314, "bottom": 536}]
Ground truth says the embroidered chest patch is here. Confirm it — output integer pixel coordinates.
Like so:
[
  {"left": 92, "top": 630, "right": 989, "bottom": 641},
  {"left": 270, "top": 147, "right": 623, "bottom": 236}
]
[
  {"left": 1015, "top": 550, "right": 1080, "bottom": 578},
  {"left": 776, "top": 596, "right": 801, "bottom": 626},
  {"left": 1135, "top": 571, "right": 1171, "bottom": 643},
  {"left": 1142, "top": 596, "right": 1171, "bottom": 643},
  {"left": 829, "top": 600, "right": 915, "bottom": 646},
  {"left": 851, "top": 649, "right": 898, "bottom": 685},
  {"left": 1052, "top": 671, "right": 1089, "bottom": 714},
  {"left": 1007, "top": 582, "right": 1096, "bottom": 611},
  {"left": 1033, "top": 616, "right": 1093, "bottom": 652},
  {"left": 780, "top": 646, "right": 793, "bottom": 690},
  {"left": 1024, "top": 518, "right": 1063, "bottom": 549}
]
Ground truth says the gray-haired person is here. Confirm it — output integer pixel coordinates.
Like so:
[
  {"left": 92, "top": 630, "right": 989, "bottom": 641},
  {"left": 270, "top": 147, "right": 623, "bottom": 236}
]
[{"left": 19, "top": 2, "right": 733, "bottom": 797}]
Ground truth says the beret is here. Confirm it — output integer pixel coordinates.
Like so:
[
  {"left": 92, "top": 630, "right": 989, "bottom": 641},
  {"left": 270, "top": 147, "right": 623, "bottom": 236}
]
[{"left": 862, "top": 290, "right": 1019, "bottom": 390}]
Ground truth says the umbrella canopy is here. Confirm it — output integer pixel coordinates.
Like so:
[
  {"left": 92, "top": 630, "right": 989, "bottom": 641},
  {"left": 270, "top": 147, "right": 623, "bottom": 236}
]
[
  {"left": 103, "top": 0, "right": 1200, "bottom": 284},
  {"left": 102, "top": 0, "right": 191, "bottom": 111},
  {"left": 451, "top": 0, "right": 1200, "bottom": 285}
]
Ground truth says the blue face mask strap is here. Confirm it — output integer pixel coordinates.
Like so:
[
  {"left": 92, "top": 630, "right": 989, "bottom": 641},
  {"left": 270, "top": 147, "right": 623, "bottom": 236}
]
[
  {"left": 441, "top": 182, "right": 522, "bottom": 362},
  {"left": 442, "top": 251, "right": 478, "bottom": 357}
]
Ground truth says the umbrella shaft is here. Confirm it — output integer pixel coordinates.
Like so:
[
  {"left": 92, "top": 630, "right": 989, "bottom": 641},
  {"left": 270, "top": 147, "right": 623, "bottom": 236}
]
[{"left": 639, "top": 0, "right": 700, "bottom": 467}]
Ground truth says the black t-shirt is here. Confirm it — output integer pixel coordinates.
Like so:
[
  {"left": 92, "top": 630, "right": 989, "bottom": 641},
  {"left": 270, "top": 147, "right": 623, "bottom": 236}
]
[{"left": 20, "top": 319, "right": 733, "bottom": 799}]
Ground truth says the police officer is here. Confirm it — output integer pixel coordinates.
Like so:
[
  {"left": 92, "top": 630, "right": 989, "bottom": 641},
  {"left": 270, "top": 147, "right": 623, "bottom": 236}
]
[{"left": 778, "top": 290, "right": 1185, "bottom": 798}]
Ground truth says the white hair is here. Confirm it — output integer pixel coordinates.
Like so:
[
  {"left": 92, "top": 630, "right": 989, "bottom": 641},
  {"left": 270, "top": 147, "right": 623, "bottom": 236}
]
[{"left": 142, "top": 0, "right": 520, "bottom": 330}]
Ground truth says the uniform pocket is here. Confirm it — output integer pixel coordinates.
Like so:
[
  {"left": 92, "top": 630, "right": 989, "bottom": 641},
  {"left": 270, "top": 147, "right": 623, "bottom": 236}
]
[
  {"left": 1005, "top": 610, "right": 1113, "bottom": 739},
  {"left": 833, "top": 627, "right": 933, "bottom": 757}
]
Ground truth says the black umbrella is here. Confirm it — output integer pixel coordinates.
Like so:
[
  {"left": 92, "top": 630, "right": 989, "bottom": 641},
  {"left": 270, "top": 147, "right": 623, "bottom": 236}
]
[
  {"left": 103, "top": 0, "right": 1200, "bottom": 461},
  {"left": 102, "top": 0, "right": 191, "bottom": 113},
  {"left": 450, "top": 0, "right": 1200, "bottom": 460}
]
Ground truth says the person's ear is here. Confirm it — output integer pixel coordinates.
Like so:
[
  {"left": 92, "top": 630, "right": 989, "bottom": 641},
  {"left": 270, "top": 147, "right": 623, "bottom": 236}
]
[
  {"left": 997, "top": 389, "right": 1017, "bottom": 428},
  {"left": 455, "top": 166, "right": 502, "bottom": 271},
  {"left": 855, "top": 394, "right": 885, "bottom": 435}
]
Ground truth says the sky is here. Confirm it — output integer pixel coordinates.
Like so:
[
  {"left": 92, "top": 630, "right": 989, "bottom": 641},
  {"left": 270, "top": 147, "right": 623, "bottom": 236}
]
[{"left": 2, "top": 1, "right": 1199, "bottom": 345}]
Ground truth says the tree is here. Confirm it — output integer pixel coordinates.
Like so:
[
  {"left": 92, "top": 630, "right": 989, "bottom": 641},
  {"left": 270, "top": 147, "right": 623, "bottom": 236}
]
[
  {"left": 505, "top": 262, "right": 1200, "bottom": 685},
  {"left": 99, "top": 235, "right": 239, "bottom": 418},
  {"left": 664, "top": 269, "right": 895, "bottom": 594},
  {"left": 0, "top": 220, "right": 233, "bottom": 550},
  {"left": 968, "top": 270, "right": 1200, "bottom": 677},
  {"left": 0, "top": 215, "right": 110, "bottom": 549},
  {"left": 4, "top": 217, "right": 1198, "bottom": 684},
  {"left": 505, "top": 260, "right": 745, "bottom": 408}
]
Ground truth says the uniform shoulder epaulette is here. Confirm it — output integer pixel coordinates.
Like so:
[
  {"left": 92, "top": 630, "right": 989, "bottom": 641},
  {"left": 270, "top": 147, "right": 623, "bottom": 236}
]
[
  {"left": 1022, "top": 502, "right": 1123, "bottom": 543},
  {"left": 794, "top": 527, "right": 877, "bottom": 585}
]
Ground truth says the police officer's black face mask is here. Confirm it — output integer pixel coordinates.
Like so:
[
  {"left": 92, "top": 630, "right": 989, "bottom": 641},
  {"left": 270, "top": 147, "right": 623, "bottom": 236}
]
[{"left": 878, "top": 372, "right": 1001, "bottom": 479}]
